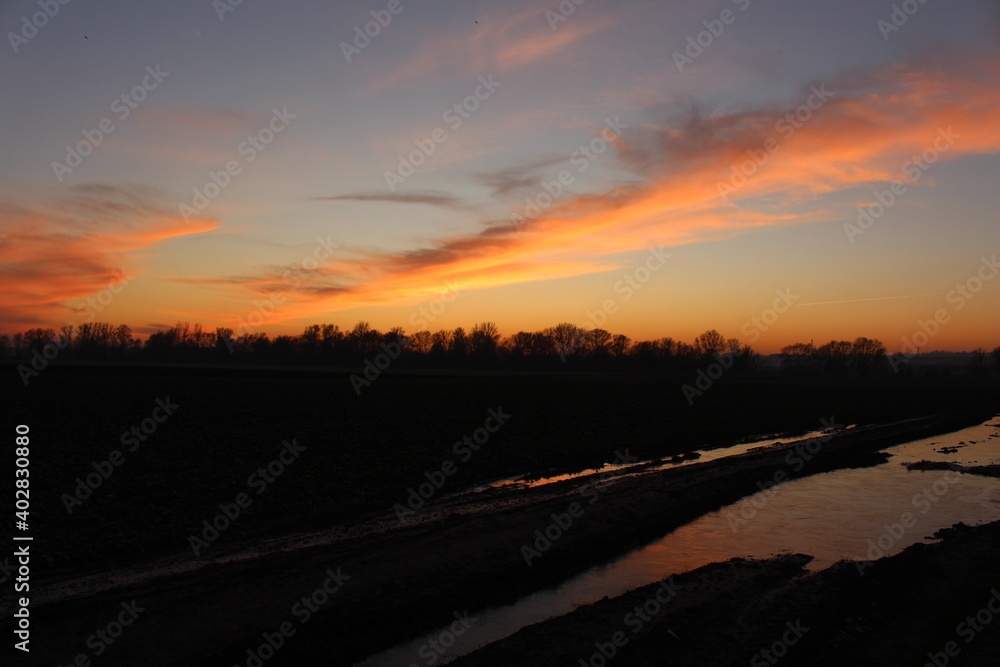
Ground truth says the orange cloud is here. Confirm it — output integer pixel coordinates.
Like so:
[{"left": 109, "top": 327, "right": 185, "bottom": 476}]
[
  {"left": 0, "top": 184, "right": 217, "bottom": 328},
  {"left": 177, "top": 57, "right": 1000, "bottom": 328}
]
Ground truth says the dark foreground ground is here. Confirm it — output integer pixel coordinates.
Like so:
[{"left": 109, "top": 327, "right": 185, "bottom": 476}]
[
  {"left": 2, "top": 411, "right": 996, "bottom": 664},
  {"left": 1, "top": 365, "right": 998, "bottom": 665},
  {"left": 455, "top": 519, "right": 1000, "bottom": 667},
  {"left": 1, "top": 363, "right": 996, "bottom": 575}
]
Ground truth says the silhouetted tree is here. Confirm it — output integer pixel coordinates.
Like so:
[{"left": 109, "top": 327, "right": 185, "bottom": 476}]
[
  {"left": 349, "top": 321, "right": 380, "bottom": 355},
  {"left": 969, "top": 348, "right": 989, "bottom": 378},
  {"left": 302, "top": 324, "right": 323, "bottom": 353},
  {"left": 504, "top": 331, "right": 534, "bottom": 357},
  {"left": 850, "top": 337, "right": 887, "bottom": 375},
  {"left": 410, "top": 330, "right": 433, "bottom": 354},
  {"left": 587, "top": 328, "right": 612, "bottom": 356},
  {"left": 657, "top": 337, "right": 677, "bottom": 358},
  {"left": 451, "top": 327, "right": 468, "bottom": 357},
  {"left": 674, "top": 341, "right": 699, "bottom": 362},
  {"left": 173, "top": 321, "right": 192, "bottom": 346},
  {"left": 0, "top": 317, "right": 925, "bottom": 378},
  {"left": 321, "top": 323, "right": 342, "bottom": 343},
  {"left": 145, "top": 328, "right": 177, "bottom": 355},
  {"left": 384, "top": 326, "right": 407, "bottom": 351},
  {"left": 816, "top": 340, "right": 852, "bottom": 375},
  {"left": 189, "top": 323, "right": 213, "bottom": 348},
  {"left": 249, "top": 332, "right": 271, "bottom": 355},
  {"left": 112, "top": 324, "right": 133, "bottom": 354},
  {"left": 470, "top": 321, "right": 500, "bottom": 357},
  {"left": 270, "top": 335, "right": 297, "bottom": 358},
  {"left": 216, "top": 327, "right": 235, "bottom": 354},
  {"left": 781, "top": 342, "right": 816, "bottom": 374},
  {"left": 547, "top": 323, "right": 584, "bottom": 360},
  {"left": 430, "top": 329, "right": 452, "bottom": 355},
  {"left": 726, "top": 338, "right": 743, "bottom": 357},
  {"left": 632, "top": 340, "right": 660, "bottom": 361},
  {"left": 23, "top": 328, "right": 56, "bottom": 353},
  {"left": 78, "top": 322, "right": 115, "bottom": 356},
  {"left": 521, "top": 331, "right": 548, "bottom": 356},
  {"left": 609, "top": 334, "right": 631, "bottom": 357},
  {"left": 10, "top": 332, "right": 24, "bottom": 356},
  {"left": 694, "top": 329, "right": 726, "bottom": 356},
  {"left": 726, "top": 338, "right": 756, "bottom": 370},
  {"left": 59, "top": 324, "right": 75, "bottom": 356}
]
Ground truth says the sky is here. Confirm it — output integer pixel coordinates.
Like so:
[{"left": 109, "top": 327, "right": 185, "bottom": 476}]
[{"left": 1, "top": 0, "right": 999, "bottom": 353}]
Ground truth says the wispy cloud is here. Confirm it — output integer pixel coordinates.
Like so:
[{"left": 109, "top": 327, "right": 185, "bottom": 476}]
[
  {"left": 354, "top": 6, "right": 619, "bottom": 99},
  {"left": 313, "top": 191, "right": 471, "bottom": 210},
  {"left": 0, "top": 184, "right": 217, "bottom": 327},
  {"left": 796, "top": 293, "right": 937, "bottom": 307},
  {"left": 472, "top": 154, "right": 573, "bottom": 196}
]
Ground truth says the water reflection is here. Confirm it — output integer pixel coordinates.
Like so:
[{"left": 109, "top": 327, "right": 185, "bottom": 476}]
[
  {"left": 470, "top": 426, "right": 845, "bottom": 493},
  {"left": 357, "top": 419, "right": 1000, "bottom": 666}
]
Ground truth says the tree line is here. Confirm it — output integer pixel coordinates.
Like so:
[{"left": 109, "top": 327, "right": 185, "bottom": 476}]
[{"left": 3, "top": 320, "right": 998, "bottom": 377}]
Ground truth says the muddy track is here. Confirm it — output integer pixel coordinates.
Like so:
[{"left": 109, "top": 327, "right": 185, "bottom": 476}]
[{"left": 8, "top": 410, "right": 991, "bottom": 666}]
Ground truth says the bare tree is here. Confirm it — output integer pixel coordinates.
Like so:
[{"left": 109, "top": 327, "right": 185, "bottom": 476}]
[
  {"left": 588, "top": 328, "right": 612, "bottom": 355},
  {"left": 302, "top": 324, "right": 322, "bottom": 349},
  {"left": 632, "top": 340, "right": 660, "bottom": 358},
  {"left": 530, "top": 331, "right": 555, "bottom": 355},
  {"left": 451, "top": 327, "right": 468, "bottom": 356},
  {"left": 609, "top": 333, "right": 632, "bottom": 357},
  {"left": 781, "top": 342, "right": 815, "bottom": 374},
  {"left": 112, "top": 324, "right": 133, "bottom": 350},
  {"left": 547, "top": 322, "right": 585, "bottom": 360},
  {"left": 657, "top": 337, "right": 677, "bottom": 357},
  {"left": 59, "top": 324, "right": 75, "bottom": 348},
  {"left": 78, "top": 322, "right": 114, "bottom": 351},
  {"left": 850, "top": 337, "right": 887, "bottom": 374},
  {"left": 674, "top": 341, "right": 699, "bottom": 360},
  {"left": 694, "top": 329, "right": 726, "bottom": 356},
  {"left": 431, "top": 329, "right": 453, "bottom": 354},
  {"left": 726, "top": 338, "right": 744, "bottom": 357},
  {"left": 470, "top": 321, "right": 500, "bottom": 356},
  {"left": 349, "top": 321, "right": 380, "bottom": 354},
  {"left": 385, "top": 326, "right": 408, "bottom": 350},
  {"left": 22, "top": 328, "right": 56, "bottom": 353},
  {"left": 320, "top": 324, "right": 342, "bottom": 344},
  {"left": 173, "top": 321, "right": 192, "bottom": 346},
  {"left": 816, "top": 340, "right": 851, "bottom": 374},
  {"left": 215, "top": 327, "right": 235, "bottom": 352},
  {"left": 410, "top": 330, "right": 433, "bottom": 354},
  {"left": 504, "top": 331, "right": 534, "bottom": 356}
]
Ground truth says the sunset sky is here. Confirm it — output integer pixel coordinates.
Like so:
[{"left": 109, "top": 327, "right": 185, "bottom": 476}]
[{"left": 2, "top": 0, "right": 999, "bottom": 353}]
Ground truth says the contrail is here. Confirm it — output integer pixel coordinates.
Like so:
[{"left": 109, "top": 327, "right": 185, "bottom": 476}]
[{"left": 796, "top": 293, "right": 935, "bottom": 307}]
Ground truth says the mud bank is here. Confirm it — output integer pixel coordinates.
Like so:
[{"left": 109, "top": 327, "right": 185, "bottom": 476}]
[{"left": 906, "top": 460, "right": 1000, "bottom": 478}]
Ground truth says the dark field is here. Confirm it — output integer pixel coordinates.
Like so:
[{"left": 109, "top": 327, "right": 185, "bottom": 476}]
[{"left": 2, "top": 362, "right": 997, "bottom": 577}]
